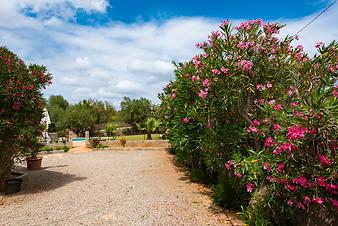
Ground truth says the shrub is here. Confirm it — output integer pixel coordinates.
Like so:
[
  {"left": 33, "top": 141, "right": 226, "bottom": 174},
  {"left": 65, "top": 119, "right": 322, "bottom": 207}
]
[
  {"left": 119, "top": 137, "right": 127, "bottom": 147},
  {"left": 90, "top": 138, "right": 100, "bottom": 148},
  {"left": 0, "top": 46, "right": 51, "bottom": 187},
  {"left": 159, "top": 19, "right": 337, "bottom": 224}
]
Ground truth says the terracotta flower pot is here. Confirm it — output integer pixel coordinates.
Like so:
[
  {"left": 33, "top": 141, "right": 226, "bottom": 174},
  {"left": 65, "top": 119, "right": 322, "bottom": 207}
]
[{"left": 26, "top": 157, "right": 43, "bottom": 170}]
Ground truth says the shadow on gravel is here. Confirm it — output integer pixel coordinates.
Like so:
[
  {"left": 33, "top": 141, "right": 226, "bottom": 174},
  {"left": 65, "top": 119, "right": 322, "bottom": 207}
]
[{"left": 7, "top": 166, "right": 86, "bottom": 196}]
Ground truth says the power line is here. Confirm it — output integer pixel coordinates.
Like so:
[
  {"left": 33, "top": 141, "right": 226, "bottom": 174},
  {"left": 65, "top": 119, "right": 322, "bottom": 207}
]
[{"left": 295, "top": 0, "right": 337, "bottom": 35}]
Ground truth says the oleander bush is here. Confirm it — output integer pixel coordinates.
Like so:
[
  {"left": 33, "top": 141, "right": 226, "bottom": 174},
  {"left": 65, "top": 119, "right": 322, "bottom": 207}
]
[
  {"left": 0, "top": 46, "right": 52, "bottom": 188},
  {"left": 159, "top": 20, "right": 337, "bottom": 224}
]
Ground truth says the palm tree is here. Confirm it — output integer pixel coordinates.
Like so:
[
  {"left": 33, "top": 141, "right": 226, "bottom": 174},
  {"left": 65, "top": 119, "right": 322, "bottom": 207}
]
[{"left": 136, "top": 117, "right": 161, "bottom": 140}]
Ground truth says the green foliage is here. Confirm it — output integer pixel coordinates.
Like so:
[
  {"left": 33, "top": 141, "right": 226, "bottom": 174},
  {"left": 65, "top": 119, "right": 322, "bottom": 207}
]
[
  {"left": 240, "top": 202, "right": 273, "bottom": 226},
  {"left": 58, "top": 102, "right": 97, "bottom": 136},
  {"left": 119, "top": 97, "right": 153, "bottom": 126},
  {"left": 136, "top": 117, "right": 161, "bottom": 140},
  {"left": 89, "top": 138, "right": 100, "bottom": 148},
  {"left": 47, "top": 95, "right": 69, "bottom": 132},
  {"left": 159, "top": 19, "right": 338, "bottom": 224},
  {"left": 0, "top": 46, "right": 52, "bottom": 185},
  {"left": 105, "top": 122, "right": 118, "bottom": 139},
  {"left": 212, "top": 174, "right": 250, "bottom": 210},
  {"left": 39, "top": 145, "right": 70, "bottom": 152},
  {"left": 47, "top": 97, "right": 117, "bottom": 134}
]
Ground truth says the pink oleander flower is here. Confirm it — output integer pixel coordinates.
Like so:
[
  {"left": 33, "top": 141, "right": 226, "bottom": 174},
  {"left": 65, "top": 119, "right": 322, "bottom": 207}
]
[
  {"left": 221, "top": 20, "right": 229, "bottom": 27},
  {"left": 266, "top": 81, "right": 272, "bottom": 88},
  {"left": 287, "top": 126, "right": 307, "bottom": 140},
  {"left": 211, "top": 68, "right": 221, "bottom": 75},
  {"left": 252, "top": 119, "right": 260, "bottom": 126},
  {"left": 256, "top": 84, "right": 266, "bottom": 91},
  {"left": 182, "top": 117, "right": 190, "bottom": 124},
  {"left": 319, "top": 155, "right": 331, "bottom": 167},
  {"left": 12, "top": 101, "right": 21, "bottom": 111},
  {"left": 329, "top": 199, "right": 338, "bottom": 209},
  {"left": 234, "top": 171, "right": 242, "bottom": 178},
  {"left": 192, "top": 57, "right": 201, "bottom": 68},
  {"left": 296, "top": 202, "right": 305, "bottom": 210},
  {"left": 192, "top": 75, "right": 200, "bottom": 81},
  {"left": 268, "top": 99, "right": 275, "bottom": 105},
  {"left": 246, "top": 182, "right": 255, "bottom": 193},
  {"left": 237, "top": 60, "right": 253, "bottom": 72},
  {"left": 294, "top": 111, "right": 303, "bottom": 117},
  {"left": 280, "top": 143, "right": 298, "bottom": 154},
  {"left": 309, "top": 129, "right": 317, "bottom": 136},
  {"left": 274, "top": 104, "right": 283, "bottom": 111},
  {"left": 274, "top": 123, "right": 280, "bottom": 131},
  {"left": 227, "top": 160, "right": 234, "bottom": 165},
  {"left": 163, "top": 83, "right": 170, "bottom": 89},
  {"left": 202, "top": 53, "right": 208, "bottom": 58},
  {"left": 315, "top": 41, "right": 324, "bottom": 48},
  {"left": 317, "top": 177, "right": 327, "bottom": 187},
  {"left": 285, "top": 184, "right": 297, "bottom": 191},
  {"left": 198, "top": 89, "right": 208, "bottom": 99},
  {"left": 221, "top": 66, "right": 229, "bottom": 74},
  {"left": 247, "top": 126, "right": 259, "bottom": 133},
  {"left": 171, "top": 93, "right": 176, "bottom": 99},
  {"left": 296, "top": 45, "right": 304, "bottom": 51},
  {"left": 202, "top": 79, "right": 210, "bottom": 87},
  {"left": 237, "top": 41, "right": 250, "bottom": 49},
  {"left": 287, "top": 199, "right": 294, "bottom": 206},
  {"left": 263, "top": 118, "right": 269, "bottom": 124},
  {"left": 291, "top": 102, "right": 298, "bottom": 107},
  {"left": 333, "top": 88, "right": 338, "bottom": 98},
  {"left": 225, "top": 163, "right": 231, "bottom": 170},
  {"left": 304, "top": 196, "right": 311, "bottom": 206},
  {"left": 276, "top": 163, "right": 285, "bottom": 173},
  {"left": 291, "top": 176, "right": 311, "bottom": 188},
  {"left": 254, "top": 99, "right": 264, "bottom": 105},
  {"left": 266, "top": 175, "right": 274, "bottom": 182},
  {"left": 313, "top": 197, "right": 324, "bottom": 205},
  {"left": 295, "top": 35, "right": 299, "bottom": 40},
  {"left": 195, "top": 42, "right": 206, "bottom": 48},
  {"left": 264, "top": 137, "right": 273, "bottom": 147}
]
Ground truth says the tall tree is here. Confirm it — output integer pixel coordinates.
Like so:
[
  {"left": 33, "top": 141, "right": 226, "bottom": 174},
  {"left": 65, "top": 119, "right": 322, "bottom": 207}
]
[
  {"left": 119, "top": 97, "right": 153, "bottom": 126},
  {"left": 58, "top": 102, "right": 96, "bottom": 136},
  {"left": 47, "top": 95, "right": 69, "bottom": 132}
]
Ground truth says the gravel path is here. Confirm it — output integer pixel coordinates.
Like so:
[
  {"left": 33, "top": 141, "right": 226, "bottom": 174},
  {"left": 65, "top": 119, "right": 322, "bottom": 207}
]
[{"left": 0, "top": 149, "right": 243, "bottom": 226}]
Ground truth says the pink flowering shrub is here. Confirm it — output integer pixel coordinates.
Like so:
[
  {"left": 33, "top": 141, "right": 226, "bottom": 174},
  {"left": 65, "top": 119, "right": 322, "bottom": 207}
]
[
  {"left": 159, "top": 19, "right": 338, "bottom": 223},
  {"left": 0, "top": 46, "right": 52, "bottom": 187}
]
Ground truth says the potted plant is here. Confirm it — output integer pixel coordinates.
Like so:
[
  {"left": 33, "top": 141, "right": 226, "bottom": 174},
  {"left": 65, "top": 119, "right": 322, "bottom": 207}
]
[
  {"left": 5, "top": 178, "right": 23, "bottom": 195},
  {"left": 26, "top": 146, "right": 43, "bottom": 170}
]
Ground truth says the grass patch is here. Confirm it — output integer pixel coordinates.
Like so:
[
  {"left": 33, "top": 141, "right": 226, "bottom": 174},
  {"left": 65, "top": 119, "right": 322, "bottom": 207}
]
[{"left": 116, "top": 134, "right": 162, "bottom": 140}]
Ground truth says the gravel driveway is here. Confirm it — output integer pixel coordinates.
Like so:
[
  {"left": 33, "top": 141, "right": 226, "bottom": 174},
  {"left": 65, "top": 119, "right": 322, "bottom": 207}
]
[{"left": 0, "top": 149, "right": 243, "bottom": 225}]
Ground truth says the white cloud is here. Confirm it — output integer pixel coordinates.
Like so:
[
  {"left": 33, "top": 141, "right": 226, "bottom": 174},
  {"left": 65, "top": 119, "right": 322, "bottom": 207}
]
[
  {"left": 128, "top": 59, "right": 174, "bottom": 75},
  {"left": 0, "top": 1, "right": 337, "bottom": 108}
]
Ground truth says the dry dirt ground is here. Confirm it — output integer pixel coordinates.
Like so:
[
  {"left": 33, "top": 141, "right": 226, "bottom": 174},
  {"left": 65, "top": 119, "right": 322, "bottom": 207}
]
[{"left": 0, "top": 149, "right": 243, "bottom": 226}]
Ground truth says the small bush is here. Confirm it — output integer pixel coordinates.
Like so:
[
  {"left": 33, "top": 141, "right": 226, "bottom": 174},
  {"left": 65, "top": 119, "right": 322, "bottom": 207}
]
[
  {"left": 240, "top": 202, "right": 273, "bottom": 226},
  {"left": 90, "top": 138, "right": 100, "bottom": 148},
  {"left": 96, "top": 143, "right": 109, "bottom": 149},
  {"left": 119, "top": 137, "right": 127, "bottom": 147},
  {"left": 39, "top": 145, "right": 70, "bottom": 152},
  {"left": 212, "top": 174, "right": 250, "bottom": 210},
  {"left": 62, "top": 146, "right": 70, "bottom": 152}
]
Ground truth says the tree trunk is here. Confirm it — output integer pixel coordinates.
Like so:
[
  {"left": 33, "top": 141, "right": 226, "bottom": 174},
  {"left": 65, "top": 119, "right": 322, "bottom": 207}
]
[{"left": 147, "top": 133, "right": 152, "bottom": 140}]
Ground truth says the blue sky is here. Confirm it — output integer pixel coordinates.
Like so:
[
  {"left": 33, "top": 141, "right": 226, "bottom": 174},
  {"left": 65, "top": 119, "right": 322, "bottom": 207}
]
[
  {"left": 0, "top": 0, "right": 337, "bottom": 108},
  {"left": 75, "top": 0, "right": 329, "bottom": 24}
]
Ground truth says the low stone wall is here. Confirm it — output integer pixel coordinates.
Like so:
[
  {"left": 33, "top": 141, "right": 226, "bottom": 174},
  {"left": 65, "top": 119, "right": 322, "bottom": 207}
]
[
  {"left": 100, "top": 140, "right": 170, "bottom": 148},
  {"left": 72, "top": 141, "right": 91, "bottom": 148}
]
